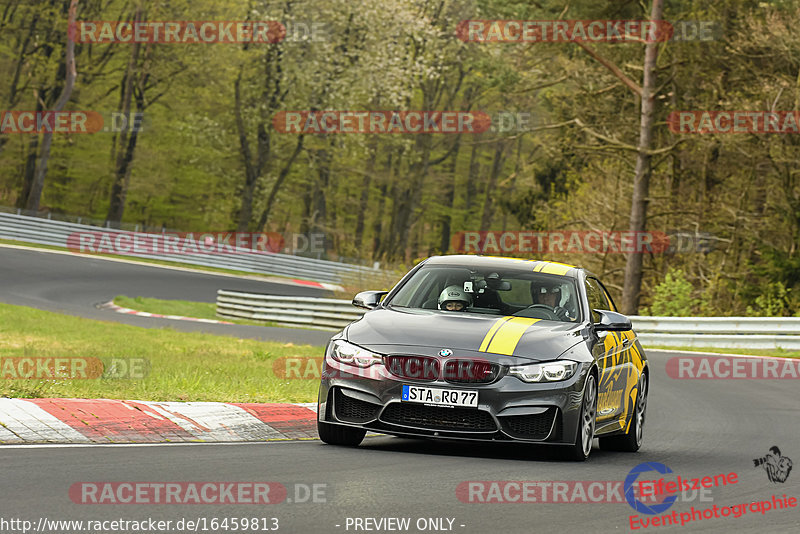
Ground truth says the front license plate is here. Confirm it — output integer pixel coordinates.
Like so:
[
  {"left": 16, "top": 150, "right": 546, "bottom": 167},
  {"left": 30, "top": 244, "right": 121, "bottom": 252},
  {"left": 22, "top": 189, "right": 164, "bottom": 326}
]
[{"left": 401, "top": 385, "right": 478, "bottom": 408}]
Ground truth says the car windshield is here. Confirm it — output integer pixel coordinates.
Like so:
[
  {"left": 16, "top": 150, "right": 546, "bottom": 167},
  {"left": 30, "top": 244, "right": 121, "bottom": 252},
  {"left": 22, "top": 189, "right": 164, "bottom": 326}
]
[{"left": 387, "top": 265, "right": 582, "bottom": 322}]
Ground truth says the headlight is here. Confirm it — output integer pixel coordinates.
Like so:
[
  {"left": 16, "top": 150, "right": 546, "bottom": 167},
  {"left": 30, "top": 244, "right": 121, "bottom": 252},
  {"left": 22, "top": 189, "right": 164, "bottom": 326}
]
[
  {"left": 508, "top": 360, "right": 578, "bottom": 383},
  {"left": 329, "top": 340, "right": 382, "bottom": 368}
]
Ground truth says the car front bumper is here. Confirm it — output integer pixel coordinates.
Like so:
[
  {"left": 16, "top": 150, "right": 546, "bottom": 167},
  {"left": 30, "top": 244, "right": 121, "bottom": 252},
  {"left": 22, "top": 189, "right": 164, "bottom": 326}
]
[{"left": 317, "top": 355, "right": 593, "bottom": 445}]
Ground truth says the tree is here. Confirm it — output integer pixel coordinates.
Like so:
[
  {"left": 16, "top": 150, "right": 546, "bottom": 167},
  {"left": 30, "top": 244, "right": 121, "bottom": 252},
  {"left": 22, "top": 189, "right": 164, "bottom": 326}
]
[
  {"left": 105, "top": 2, "right": 189, "bottom": 225},
  {"left": 24, "top": 0, "right": 79, "bottom": 212},
  {"left": 620, "top": 0, "right": 665, "bottom": 314}
]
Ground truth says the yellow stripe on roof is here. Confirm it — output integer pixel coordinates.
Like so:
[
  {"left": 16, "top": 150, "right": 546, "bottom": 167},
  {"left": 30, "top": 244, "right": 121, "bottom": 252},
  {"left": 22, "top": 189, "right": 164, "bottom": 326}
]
[{"left": 537, "top": 261, "right": 575, "bottom": 275}]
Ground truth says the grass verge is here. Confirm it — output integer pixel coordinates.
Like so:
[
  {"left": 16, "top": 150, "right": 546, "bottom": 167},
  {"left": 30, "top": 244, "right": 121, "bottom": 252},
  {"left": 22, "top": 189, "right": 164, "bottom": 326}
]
[
  {"left": 0, "top": 302, "right": 323, "bottom": 402},
  {"left": 646, "top": 345, "right": 800, "bottom": 359},
  {"left": 112, "top": 295, "right": 277, "bottom": 327}
]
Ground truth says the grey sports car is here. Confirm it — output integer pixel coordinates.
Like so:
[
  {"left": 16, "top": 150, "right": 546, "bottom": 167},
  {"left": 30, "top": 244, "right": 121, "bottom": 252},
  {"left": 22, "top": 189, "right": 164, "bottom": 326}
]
[{"left": 316, "top": 255, "right": 648, "bottom": 461}]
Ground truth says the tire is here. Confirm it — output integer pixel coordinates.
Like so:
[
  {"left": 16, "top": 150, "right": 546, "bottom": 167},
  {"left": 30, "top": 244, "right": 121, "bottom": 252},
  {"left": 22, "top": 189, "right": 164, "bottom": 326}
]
[
  {"left": 317, "top": 421, "right": 366, "bottom": 446},
  {"left": 599, "top": 372, "right": 647, "bottom": 452},
  {"left": 561, "top": 373, "right": 597, "bottom": 462}
]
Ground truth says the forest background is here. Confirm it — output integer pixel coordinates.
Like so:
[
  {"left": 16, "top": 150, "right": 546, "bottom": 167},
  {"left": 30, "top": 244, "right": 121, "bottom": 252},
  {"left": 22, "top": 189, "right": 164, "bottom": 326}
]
[{"left": 1, "top": 0, "right": 799, "bottom": 317}]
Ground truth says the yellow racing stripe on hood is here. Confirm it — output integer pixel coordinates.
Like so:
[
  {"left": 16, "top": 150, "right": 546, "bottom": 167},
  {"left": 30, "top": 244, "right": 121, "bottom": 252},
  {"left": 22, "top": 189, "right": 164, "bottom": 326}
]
[
  {"left": 482, "top": 317, "right": 541, "bottom": 356},
  {"left": 478, "top": 316, "right": 512, "bottom": 352}
]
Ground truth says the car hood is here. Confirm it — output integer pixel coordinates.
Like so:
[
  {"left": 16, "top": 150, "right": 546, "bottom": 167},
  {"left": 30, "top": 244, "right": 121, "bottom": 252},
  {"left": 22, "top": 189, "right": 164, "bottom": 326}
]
[{"left": 345, "top": 307, "right": 584, "bottom": 362}]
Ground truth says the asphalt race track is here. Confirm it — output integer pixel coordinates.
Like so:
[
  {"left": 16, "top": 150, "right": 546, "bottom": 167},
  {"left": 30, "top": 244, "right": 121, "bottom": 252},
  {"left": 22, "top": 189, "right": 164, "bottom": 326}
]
[
  {"left": 2, "top": 350, "right": 799, "bottom": 533},
  {"left": 0, "top": 245, "right": 334, "bottom": 346},
  {"left": 1, "top": 245, "right": 799, "bottom": 533}
]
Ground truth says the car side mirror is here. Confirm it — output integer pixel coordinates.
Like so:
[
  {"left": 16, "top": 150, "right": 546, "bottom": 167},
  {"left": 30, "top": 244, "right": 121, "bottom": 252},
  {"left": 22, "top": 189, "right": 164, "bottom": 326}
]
[
  {"left": 352, "top": 290, "right": 388, "bottom": 310},
  {"left": 593, "top": 309, "right": 632, "bottom": 331}
]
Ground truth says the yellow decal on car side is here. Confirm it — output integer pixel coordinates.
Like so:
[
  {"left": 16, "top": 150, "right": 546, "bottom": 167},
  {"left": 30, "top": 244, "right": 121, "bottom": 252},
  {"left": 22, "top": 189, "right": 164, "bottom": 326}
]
[
  {"left": 627, "top": 331, "right": 645, "bottom": 372},
  {"left": 598, "top": 389, "right": 624, "bottom": 411},
  {"left": 624, "top": 385, "right": 639, "bottom": 433},
  {"left": 618, "top": 330, "right": 644, "bottom": 431}
]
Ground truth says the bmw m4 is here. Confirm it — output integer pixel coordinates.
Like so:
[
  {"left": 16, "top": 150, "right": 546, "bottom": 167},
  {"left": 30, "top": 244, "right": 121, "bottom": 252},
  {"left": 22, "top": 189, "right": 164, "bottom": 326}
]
[{"left": 317, "top": 255, "right": 648, "bottom": 461}]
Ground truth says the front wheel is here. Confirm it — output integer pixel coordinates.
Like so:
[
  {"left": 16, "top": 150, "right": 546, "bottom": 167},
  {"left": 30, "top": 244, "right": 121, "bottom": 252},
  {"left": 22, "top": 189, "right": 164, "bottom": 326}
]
[
  {"left": 599, "top": 372, "right": 647, "bottom": 452},
  {"left": 561, "top": 373, "right": 597, "bottom": 461},
  {"left": 317, "top": 421, "right": 366, "bottom": 446}
]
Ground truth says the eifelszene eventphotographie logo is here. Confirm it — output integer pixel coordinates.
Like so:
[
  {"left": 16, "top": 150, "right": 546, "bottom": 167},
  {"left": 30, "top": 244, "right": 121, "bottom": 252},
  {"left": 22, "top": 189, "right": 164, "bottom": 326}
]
[{"left": 754, "top": 446, "right": 793, "bottom": 483}]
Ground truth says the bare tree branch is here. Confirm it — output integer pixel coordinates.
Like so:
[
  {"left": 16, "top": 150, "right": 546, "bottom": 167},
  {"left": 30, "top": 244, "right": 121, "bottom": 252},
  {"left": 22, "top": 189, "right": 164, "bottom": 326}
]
[{"left": 573, "top": 40, "right": 643, "bottom": 97}]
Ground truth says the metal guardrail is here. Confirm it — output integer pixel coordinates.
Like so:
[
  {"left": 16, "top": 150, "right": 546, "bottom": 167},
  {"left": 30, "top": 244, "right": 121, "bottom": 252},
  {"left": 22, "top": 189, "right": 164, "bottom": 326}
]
[
  {"left": 215, "top": 291, "right": 800, "bottom": 349},
  {"left": 633, "top": 317, "right": 800, "bottom": 349},
  {"left": 216, "top": 290, "right": 364, "bottom": 330},
  {"left": 631, "top": 316, "right": 800, "bottom": 335},
  {"left": 0, "top": 211, "right": 379, "bottom": 285},
  {"left": 634, "top": 333, "right": 800, "bottom": 350}
]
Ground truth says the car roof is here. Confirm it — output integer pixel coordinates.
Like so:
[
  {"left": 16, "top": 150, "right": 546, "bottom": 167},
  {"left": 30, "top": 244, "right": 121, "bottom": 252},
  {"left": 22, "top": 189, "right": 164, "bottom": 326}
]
[{"left": 423, "top": 255, "right": 584, "bottom": 279}]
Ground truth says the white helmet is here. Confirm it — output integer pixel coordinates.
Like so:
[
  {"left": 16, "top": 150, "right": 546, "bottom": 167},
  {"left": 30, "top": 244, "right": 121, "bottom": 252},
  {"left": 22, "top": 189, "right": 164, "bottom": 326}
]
[
  {"left": 438, "top": 285, "right": 471, "bottom": 310},
  {"left": 531, "top": 280, "right": 563, "bottom": 305}
]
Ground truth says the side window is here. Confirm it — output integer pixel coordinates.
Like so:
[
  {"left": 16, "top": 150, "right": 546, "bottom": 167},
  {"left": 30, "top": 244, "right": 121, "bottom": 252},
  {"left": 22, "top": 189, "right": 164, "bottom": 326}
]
[
  {"left": 585, "top": 278, "right": 610, "bottom": 323},
  {"left": 598, "top": 283, "right": 617, "bottom": 312}
]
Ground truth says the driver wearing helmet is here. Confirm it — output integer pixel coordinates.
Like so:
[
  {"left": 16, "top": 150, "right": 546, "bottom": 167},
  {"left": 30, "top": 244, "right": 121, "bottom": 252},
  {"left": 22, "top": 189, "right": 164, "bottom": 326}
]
[
  {"left": 530, "top": 281, "right": 572, "bottom": 321},
  {"left": 438, "top": 285, "right": 471, "bottom": 312}
]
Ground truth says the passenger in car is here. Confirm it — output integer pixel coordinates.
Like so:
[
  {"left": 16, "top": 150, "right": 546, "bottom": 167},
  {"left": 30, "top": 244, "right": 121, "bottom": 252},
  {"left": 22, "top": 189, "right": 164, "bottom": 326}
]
[{"left": 438, "top": 285, "right": 472, "bottom": 311}]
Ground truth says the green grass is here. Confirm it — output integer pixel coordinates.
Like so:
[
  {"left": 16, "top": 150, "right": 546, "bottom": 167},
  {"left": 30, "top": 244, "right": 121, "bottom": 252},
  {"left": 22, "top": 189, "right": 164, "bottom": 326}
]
[
  {"left": 646, "top": 345, "right": 800, "bottom": 359},
  {"left": 0, "top": 302, "right": 324, "bottom": 402},
  {"left": 112, "top": 295, "right": 277, "bottom": 327},
  {"left": 114, "top": 295, "right": 221, "bottom": 319}
]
